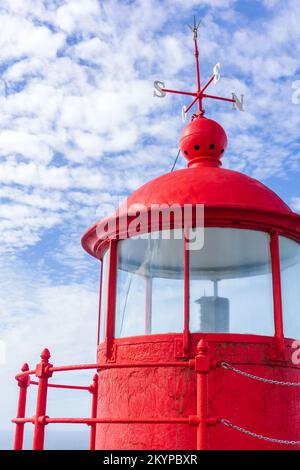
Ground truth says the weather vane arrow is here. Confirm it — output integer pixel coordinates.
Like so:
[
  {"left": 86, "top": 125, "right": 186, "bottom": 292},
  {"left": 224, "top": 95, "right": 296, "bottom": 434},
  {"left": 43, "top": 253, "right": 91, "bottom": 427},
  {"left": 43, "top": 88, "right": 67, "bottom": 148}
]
[
  {"left": 188, "top": 15, "right": 201, "bottom": 40},
  {"left": 153, "top": 16, "right": 244, "bottom": 121}
]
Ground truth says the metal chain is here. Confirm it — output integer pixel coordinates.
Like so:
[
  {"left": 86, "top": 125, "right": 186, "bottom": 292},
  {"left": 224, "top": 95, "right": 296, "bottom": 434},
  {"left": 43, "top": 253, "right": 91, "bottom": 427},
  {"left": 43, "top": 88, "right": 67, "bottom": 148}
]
[
  {"left": 220, "top": 419, "right": 300, "bottom": 446},
  {"left": 219, "top": 362, "right": 300, "bottom": 386}
]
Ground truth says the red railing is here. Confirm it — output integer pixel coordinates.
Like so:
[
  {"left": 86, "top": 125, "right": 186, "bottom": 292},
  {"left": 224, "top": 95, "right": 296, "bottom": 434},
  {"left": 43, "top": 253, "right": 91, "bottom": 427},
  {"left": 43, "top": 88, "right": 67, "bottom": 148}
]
[{"left": 12, "top": 340, "right": 217, "bottom": 450}]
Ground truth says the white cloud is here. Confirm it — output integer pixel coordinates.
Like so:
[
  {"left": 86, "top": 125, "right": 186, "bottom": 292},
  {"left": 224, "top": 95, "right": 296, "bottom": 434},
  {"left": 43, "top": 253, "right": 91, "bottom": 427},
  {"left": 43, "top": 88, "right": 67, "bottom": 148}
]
[
  {"left": 0, "top": 186, "right": 69, "bottom": 210},
  {"left": 0, "top": 13, "right": 64, "bottom": 61},
  {"left": 291, "top": 197, "right": 300, "bottom": 213},
  {"left": 55, "top": 0, "right": 102, "bottom": 35},
  {"left": 0, "top": 130, "right": 54, "bottom": 163}
]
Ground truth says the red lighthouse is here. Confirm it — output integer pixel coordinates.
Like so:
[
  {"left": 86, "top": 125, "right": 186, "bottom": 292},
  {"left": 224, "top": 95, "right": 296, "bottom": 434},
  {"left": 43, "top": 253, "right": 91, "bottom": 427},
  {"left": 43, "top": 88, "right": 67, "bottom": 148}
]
[{"left": 13, "top": 20, "right": 300, "bottom": 451}]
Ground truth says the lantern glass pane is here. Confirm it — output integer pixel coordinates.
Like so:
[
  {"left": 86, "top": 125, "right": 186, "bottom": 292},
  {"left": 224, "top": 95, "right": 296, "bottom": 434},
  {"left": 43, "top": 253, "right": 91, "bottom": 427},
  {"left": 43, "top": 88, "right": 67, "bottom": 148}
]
[
  {"left": 189, "top": 228, "right": 274, "bottom": 335},
  {"left": 279, "top": 236, "right": 300, "bottom": 339},
  {"left": 115, "top": 230, "right": 184, "bottom": 338},
  {"left": 99, "top": 249, "right": 109, "bottom": 343}
]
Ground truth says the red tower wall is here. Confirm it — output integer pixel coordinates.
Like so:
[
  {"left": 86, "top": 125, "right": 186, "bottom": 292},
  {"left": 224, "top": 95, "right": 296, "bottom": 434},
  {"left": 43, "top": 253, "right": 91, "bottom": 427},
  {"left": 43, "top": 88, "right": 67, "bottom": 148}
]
[{"left": 95, "top": 334, "right": 300, "bottom": 450}]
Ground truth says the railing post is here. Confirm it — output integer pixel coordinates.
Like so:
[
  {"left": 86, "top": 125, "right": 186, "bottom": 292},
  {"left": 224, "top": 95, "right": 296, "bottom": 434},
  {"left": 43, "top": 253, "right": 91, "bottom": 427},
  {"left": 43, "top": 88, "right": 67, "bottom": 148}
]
[
  {"left": 33, "top": 348, "right": 52, "bottom": 450},
  {"left": 89, "top": 373, "right": 99, "bottom": 450},
  {"left": 195, "top": 339, "right": 211, "bottom": 450},
  {"left": 14, "top": 363, "right": 30, "bottom": 450}
]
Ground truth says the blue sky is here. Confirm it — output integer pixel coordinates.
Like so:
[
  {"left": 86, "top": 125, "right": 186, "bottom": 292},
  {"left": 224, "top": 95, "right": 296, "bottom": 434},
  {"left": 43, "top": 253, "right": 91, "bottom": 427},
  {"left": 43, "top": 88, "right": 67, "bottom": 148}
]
[{"left": 0, "top": 0, "right": 300, "bottom": 449}]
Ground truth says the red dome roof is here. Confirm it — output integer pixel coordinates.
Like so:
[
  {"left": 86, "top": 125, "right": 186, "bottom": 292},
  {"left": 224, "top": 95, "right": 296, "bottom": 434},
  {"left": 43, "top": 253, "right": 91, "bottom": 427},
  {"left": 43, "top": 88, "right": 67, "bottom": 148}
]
[
  {"left": 121, "top": 166, "right": 291, "bottom": 214},
  {"left": 82, "top": 165, "right": 295, "bottom": 259}
]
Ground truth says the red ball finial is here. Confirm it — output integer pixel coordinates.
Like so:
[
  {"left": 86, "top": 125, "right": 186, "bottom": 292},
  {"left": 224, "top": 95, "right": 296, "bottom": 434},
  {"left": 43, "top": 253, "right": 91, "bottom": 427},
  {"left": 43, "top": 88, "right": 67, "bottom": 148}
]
[{"left": 179, "top": 115, "right": 227, "bottom": 168}]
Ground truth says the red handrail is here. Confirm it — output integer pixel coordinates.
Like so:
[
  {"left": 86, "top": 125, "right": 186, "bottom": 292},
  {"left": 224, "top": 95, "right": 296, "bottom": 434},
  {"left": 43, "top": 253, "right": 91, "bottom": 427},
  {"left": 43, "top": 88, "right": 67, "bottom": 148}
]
[
  {"left": 12, "top": 340, "right": 215, "bottom": 450},
  {"left": 16, "top": 361, "right": 192, "bottom": 380},
  {"left": 30, "top": 381, "right": 90, "bottom": 391},
  {"left": 13, "top": 417, "right": 193, "bottom": 425}
]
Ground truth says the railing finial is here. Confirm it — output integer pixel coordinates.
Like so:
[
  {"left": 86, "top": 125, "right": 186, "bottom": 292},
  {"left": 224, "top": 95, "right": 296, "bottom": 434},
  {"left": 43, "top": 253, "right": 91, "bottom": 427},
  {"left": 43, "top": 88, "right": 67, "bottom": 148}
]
[
  {"left": 197, "top": 339, "right": 208, "bottom": 354},
  {"left": 40, "top": 348, "right": 51, "bottom": 362},
  {"left": 21, "top": 363, "right": 29, "bottom": 372}
]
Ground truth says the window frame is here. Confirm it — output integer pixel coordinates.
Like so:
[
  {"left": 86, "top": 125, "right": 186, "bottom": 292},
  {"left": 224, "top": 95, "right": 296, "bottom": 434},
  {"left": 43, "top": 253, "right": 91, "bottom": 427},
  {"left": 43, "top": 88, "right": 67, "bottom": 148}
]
[
  {"left": 98, "top": 226, "right": 289, "bottom": 354},
  {"left": 278, "top": 234, "right": 300, "bottom": 340},
  {"left": 114, "top": 230, "right": 185, "bottom": 339}
]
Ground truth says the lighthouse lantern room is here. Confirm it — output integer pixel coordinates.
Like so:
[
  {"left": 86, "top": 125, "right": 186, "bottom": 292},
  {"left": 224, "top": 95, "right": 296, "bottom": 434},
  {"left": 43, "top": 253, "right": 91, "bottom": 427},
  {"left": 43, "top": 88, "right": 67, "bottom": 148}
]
[{"left": 13, "top": 18, "right": 300, "bottom": 451}]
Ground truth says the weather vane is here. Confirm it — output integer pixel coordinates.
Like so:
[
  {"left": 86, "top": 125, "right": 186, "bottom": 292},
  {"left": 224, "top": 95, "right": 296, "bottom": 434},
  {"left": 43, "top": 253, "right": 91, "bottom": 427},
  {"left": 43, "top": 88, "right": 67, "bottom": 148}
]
[{"left": 153, "top": 16, "right": 244, "bottom": 121}]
